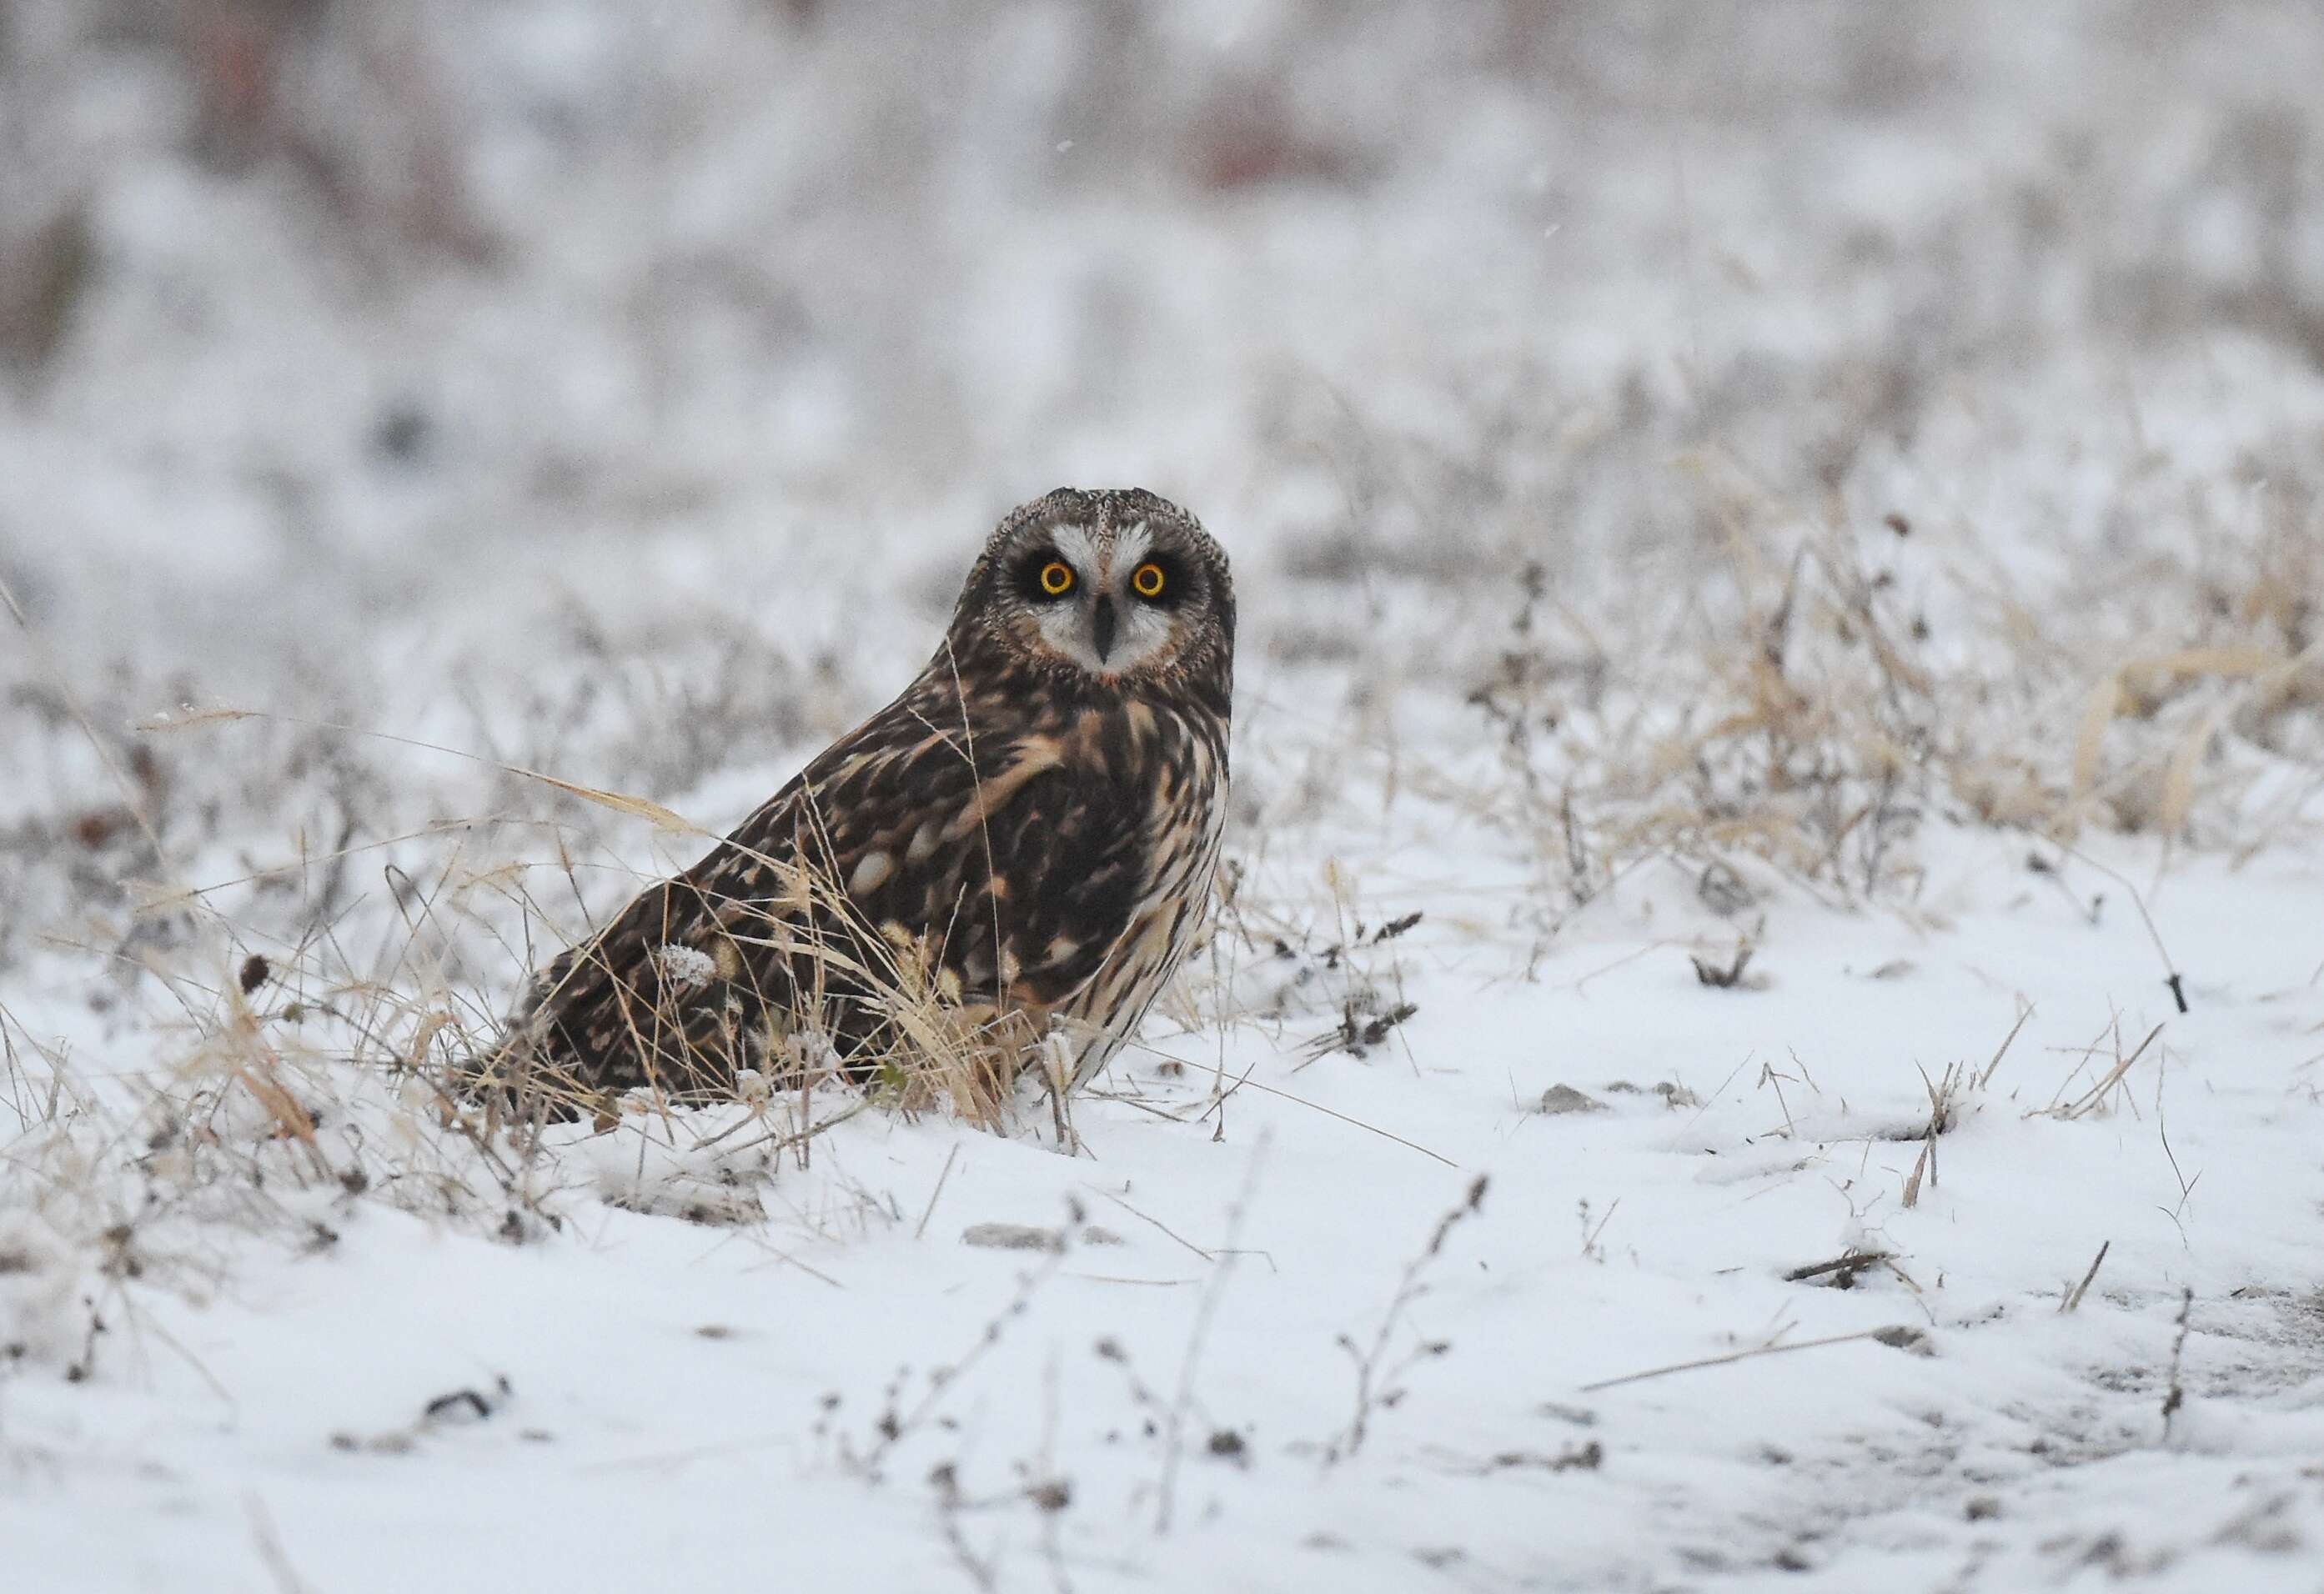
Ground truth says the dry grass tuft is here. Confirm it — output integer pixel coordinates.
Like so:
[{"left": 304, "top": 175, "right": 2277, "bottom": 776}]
[
  {"left": 1468, "top": 524, "right": 1950, "bottom": 905},
  {"left": 1453, "top": 495, "right": 2324, "bottom": 919},
  {"left": 468, "top": 825, "right": 1068, "bottom": 1147},
  {"left": 0, "top": 739, "right": 1058, "bottom": 1367}
]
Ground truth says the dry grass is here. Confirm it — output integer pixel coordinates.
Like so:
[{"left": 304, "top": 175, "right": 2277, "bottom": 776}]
[
  {"left": 0, "top": 707, "right": 1058, "bottom": 1368},
  {"left": 6, "top": 455, "right": 2320, "bottom": 1387},
  {"left": 1448, "top": 494, "right": 2324, "bottom": 921}
]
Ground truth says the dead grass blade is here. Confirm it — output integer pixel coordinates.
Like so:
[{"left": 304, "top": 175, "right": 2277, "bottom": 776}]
[
  {"left": 1580, "top": 1326, "right": 1929, "bottom": 1393},
  {"left": 2044, "top": 1023, "right": 2165, "bottom": 1121},
  {"left": 2060, "top": 1240, "right": 2111, "bottom": 1312},
  {"left": 130, "top": 702, "right": 705, "bottom": 835},
  {"left": 506, "top": 768, "right": 700, "bottom": 835}
]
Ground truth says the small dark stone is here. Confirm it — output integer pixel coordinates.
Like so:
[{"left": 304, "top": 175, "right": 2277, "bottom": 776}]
[
  {"left": 1538, "top": 1085, "right": 1608, "bottom": 1115},
  {"left": 1872, "top": 1325, "right": 1935, "bottom": 1356},
  {"left": 961, "top": 1222, "right": 1062, "bottom": 1252},
  {"left": 1697, "top": 861, "right": 1755, "bottom": 916},
  {"left": 373, "top": 403, "right": 432, "bottom": 464}
]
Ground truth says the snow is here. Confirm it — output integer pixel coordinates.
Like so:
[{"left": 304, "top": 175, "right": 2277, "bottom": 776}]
[
  {"left": 651, "top": 942, "right": 718, "bottom": 995},
  {"left": 5, "top": 2, "right": 2324, "bottom": 1590},
  {"left": 8, "top": 829, "right": 2323, "bottom": 1590}
]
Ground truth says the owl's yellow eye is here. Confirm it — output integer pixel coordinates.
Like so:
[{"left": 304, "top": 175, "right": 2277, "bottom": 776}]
[
  {"left": 1132, "top": 562, "right": 1166, "bottom": 599},
  {"left": 1039, "top": 561, "right": 1076, "bottom": 596}
]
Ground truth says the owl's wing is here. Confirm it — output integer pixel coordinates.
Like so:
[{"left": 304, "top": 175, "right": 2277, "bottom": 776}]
[
  {"left": 495, "top": 681, "right": 1151, "bottom": 1105},
  {"left": 716, "top": 698, "right": 1153, "bottom": 1015}
]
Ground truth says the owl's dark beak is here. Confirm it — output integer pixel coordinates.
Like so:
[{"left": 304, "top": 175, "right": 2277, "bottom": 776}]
[{"left": 1091, "top": 595, "right": 1118, "bottom": 663}]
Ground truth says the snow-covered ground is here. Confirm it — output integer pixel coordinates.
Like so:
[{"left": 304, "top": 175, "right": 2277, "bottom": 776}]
[{"left": 5, "top": 3, "right": 2323, "bottom": 1589}]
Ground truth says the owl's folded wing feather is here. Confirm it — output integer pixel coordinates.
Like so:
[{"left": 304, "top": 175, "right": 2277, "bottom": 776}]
[
  {"left": 742, "top": 709, "right": 1156, "bottom": 1015},
  {"left": 494, "top": 689, "right": 1152, "bottom": 1105}
]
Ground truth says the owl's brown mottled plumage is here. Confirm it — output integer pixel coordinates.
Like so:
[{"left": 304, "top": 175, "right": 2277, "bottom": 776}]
[{"left": 487, "top": 488, "right": 1232, "bottom": 1114}]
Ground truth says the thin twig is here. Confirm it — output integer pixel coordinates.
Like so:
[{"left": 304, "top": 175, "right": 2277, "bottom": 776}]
[
  {"left": 915, "top": 1143, "right": 963, "bottom": 1242},
  {"left": 2160, "top": 1286, "right": 2193, "bottom": 1439},
  {"left": 1083, "top": 1185, "right": 1217, "bottom": 1264},
  {"left": 1979, "top": 1004, "right": 2034, "bottom": 1089},
  {"left": 2046, "top": 839, "right": 2188, "bottom": 1011},
  {"left": 1127, "top": 1064, "right": 1458, "bottom": 1169},
  {"left": 865, "top": 1223, "right": 1069, "bottom": 1471},
  {"left": 1157, "top": 1137, "right": 1268, "bottom": 1532},
  {"left": 1783, "top": 1250, "right": 1892, "bottom": 1285},
  {"left": 2060, "top": 1241, "right": 2111, "bottom": 1312},
  {"left": 2050, "top": 1024, "right": 2165, "bottom": 1120},
  {"left": 1580, "top": 1326, "right": 1914, "bottom": 1393},
  {"left": 244, "top": 1494, "right": 317, "bottom": 1594},
  {"left": 1331, "top": 1173, "right": 1490, "bottom": 1461}
]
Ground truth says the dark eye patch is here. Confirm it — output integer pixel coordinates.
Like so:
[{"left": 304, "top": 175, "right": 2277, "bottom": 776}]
[
  {"left": 1129, "top": 552, "right": 1192, "bottom": 605},
  {"left": 1015, "top": 549, "right": 1075, "bottom": 602}
]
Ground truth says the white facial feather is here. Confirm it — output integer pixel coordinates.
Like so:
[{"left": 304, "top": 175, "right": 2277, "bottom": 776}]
[
  {"left": 1112, "top": 522, "right": 1152, "bottom": 570},
  {"left": 1047, "top": 524, "right": 1099, "bottom": 571},
  {"left": 1102, "top": 594, "right": 1174, "bottom": 673},
  {"left": 1029, "top": 520, "right": 1177, "bottom": 677}
]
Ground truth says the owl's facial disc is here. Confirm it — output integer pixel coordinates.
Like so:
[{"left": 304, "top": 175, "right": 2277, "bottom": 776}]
[
  {"left": 958, "top": 488, "right": 1231, "bottom": 691},
  {"left": 1019, "top": 522, "right": 1182, "bottom": 679}
]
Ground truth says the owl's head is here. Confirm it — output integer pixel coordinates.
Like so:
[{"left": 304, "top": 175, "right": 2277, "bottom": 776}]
[{"left": 953, "top": 488, "right": 1234, "bottom": 692}]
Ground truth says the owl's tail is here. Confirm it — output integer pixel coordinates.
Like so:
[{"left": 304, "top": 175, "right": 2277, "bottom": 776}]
[
  {"left": 462, "top": 872, "right": 784, "bottom": 1121},
  {"left": 461, "top": 844, "right": 1034, "bottom": 1125}
]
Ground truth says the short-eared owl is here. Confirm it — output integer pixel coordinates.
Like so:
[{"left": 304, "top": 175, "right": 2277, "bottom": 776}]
[{"left": 490, "top": 488, "right": 1232, "bottom": 1113}]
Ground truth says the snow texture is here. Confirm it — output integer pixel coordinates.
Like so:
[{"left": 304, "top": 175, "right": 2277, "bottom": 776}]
[
  {"left": 652, "top": 942, "right": 719, "bottom": 996},
  {"left": 4, "top": 3, "right": 2324, "bottom": 1591}
]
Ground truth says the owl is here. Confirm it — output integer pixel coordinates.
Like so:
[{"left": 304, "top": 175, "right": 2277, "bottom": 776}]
[{"left": 484, "top": 488, "right": 1233, "bottom": 1119}]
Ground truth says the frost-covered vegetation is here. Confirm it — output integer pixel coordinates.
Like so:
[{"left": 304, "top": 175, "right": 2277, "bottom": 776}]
[{"left": 4, "top": 3, "right": 2323, "bottom": 1589}]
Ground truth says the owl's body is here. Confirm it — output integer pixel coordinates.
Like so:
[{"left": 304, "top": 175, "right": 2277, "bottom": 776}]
[{"left": 489, "top": 489, "right": 1232, "bottom": 1113}]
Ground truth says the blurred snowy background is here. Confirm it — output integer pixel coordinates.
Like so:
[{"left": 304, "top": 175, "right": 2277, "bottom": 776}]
[
  {"left": 5, "top": 3, "right": 2324, "bottom": 1590},
  {"left": 7, "top": 1, "right": 2320, "bottom": 664}
]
